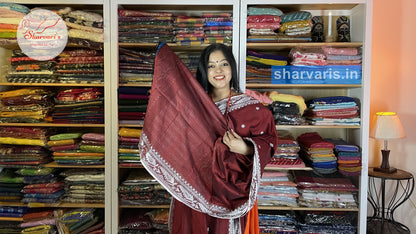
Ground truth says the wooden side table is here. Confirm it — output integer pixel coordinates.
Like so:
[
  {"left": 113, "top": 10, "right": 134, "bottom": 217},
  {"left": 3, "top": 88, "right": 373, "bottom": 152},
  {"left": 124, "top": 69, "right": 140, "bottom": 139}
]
[{"left": 367, "top": 168, "right": 414, "bottom": 234}]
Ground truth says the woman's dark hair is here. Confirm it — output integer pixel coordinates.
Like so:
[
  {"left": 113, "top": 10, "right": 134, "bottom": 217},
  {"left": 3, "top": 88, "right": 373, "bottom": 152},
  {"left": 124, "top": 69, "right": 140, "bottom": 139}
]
[{"left": 196, "top": 43, "right": 239, "bottom": 93}]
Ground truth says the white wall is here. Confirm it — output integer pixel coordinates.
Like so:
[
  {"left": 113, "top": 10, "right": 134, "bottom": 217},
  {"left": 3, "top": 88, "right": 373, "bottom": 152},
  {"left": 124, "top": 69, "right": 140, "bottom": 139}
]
[{"left": 370, "top": 0, "right": 416, "bottom": 231}]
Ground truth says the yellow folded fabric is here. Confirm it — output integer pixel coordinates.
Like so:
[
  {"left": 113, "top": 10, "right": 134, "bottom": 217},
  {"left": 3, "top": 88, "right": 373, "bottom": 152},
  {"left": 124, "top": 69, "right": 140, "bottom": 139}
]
[
  {"left": 0, "top": 137, "right": 45, "bottom": 146},
  {"left": 246, "top": 56, "right": 288, "bottom": 66},
  {"left": 118, "top": 127, "right": 141, "bottom": 138},
  {"left": 279, "top": 20, "right": 311, "bottom": 32},
  {"left": 119, "top": 148, "right": 140, "bottom": 154},
  {"left": 268, "top": 91, "right": 307, "bottom": 115},
  {"left": 47, "top": 139, "right": 76, "bottom": 147}
]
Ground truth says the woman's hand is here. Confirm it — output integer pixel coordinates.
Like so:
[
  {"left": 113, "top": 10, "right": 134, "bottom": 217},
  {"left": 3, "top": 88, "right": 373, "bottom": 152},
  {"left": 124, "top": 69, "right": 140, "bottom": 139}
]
[{"left": 222, "top": 129, "right": 254, "bottom": 156}]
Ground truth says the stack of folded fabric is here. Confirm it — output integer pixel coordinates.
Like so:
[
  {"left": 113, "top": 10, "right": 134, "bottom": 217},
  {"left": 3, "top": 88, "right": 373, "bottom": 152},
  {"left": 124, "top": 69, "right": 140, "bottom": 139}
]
[
  {"left": 295, "top": 170, "right": 358, "bottom": 209},
  {"left": 63, "top": 10, "right": 104, "bottom": 50},
  {"left": 118, "top": 209, "right": 154, "bottom": 234},
  {"left": 19, "top": 168, "right": 64, "bottom": 204},
  {"left": 6, "top": 50, "right": 58, "bottom": 83},
  {"left": 266, "top": 130, "right": 305, "bottom": 169},
  {"left": 118, "top": 170, "right": 171, "bottom": 206},
  {"left": 118, "top": 87, "right": 149, "bottom": 125},
  {"left": 258, "top": 212, "right": 298, "bottom": 234},
  {"left": 118, "top": 9, "right": 174, "bottom": 43},
  {"left": 119, "top": 48, "right": 155, "bottom": 85},
  {"left": 174, "top": 14, "right": 205, "bottom": 46},
  {"left": 305, "top": 96, "right": 360, "bottom": 126},
  {"left": 60, "top": 169, "right": 105, "bottom": 204},
  {"left": 176, "top": 52, "right": 201, "bottom": 77},
  {"left": 257, "top": 171, "right": 299, "bottom": 207},
  {"left": 298, "top": 211, "right": 356, "bottom": 234},
  {"left": 323, "top": 47, "right": 362, "bottom": 65},
  {"left": 0, "top": 168, "right": 24, "bottom": 203},
  {"left": 0, "top": 220, "right": 22, "bottom": 234},
  {"left": 145, "top": 209, "right": 169, "bottom": 233},
  {"left": 297, "top": 132, "right": 337, "bottom": 174},
  {"left": 49, "top": 132, "right": 104, "bottom": 166},
  {"left": 0, "top": 127, "right": 51, "bottom": 167},
  {"left": 52, "top": 88, "right": 104, "bottom": 124},
  {"left": 246, "top": 50, "right": 287, "bottom": 84},
  {"left": 21, "top": 209, "right": 58, "bottom": 234},
  {"left": 47, "top": 132, "right": 82, "bottom": 164},
  {"left": 56, "top": 49, "right": 104, "bottom": 84},
  {"left": 58, "top": 208, "right": 104, "bottom": 233},
  {"left": 327, "top": 138, "right": 362, "bottom": 176},
  {"left": 0, "top": 88, "right": 54, "bottom": 123},
  {"left": 277, "top": 11, "right": 312, "bottom": 42},
  {"left": 0, "top": 205, "right": 29, "bottom": 219},
  {"left": 0, "top": 2, "right": 29, "bottom": 50},
  {"left": 289, "top": 47, "right": 327, "bottom": 66},
  {"left": 268, "top": 91, "right": 307, "bottom": 125},
  {"left": 203, "top": 12, "right": 233, "bottom": 45},
  {"left": 118, "top": 127, "right": 141, "bottom": 167},
  {"left": 246, "top": 6, "right": 283, "bottom": 43}
]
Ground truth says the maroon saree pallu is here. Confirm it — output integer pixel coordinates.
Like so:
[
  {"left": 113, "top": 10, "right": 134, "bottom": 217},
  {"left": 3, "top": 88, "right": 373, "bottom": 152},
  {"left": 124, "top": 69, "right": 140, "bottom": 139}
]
[{"left": 139, "top": 43, "right": 261, "bottom": 218}]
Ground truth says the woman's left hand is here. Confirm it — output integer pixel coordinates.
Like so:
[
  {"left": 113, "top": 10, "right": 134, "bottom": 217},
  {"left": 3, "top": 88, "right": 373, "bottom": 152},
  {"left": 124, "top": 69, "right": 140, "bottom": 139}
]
[{"left": 222, "top": 129, "right": 254, "bottom": 156}]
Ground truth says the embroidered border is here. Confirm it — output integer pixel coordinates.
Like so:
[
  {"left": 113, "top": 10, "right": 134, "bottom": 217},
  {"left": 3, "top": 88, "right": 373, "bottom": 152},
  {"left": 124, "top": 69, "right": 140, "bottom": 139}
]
[{"left": 139, "top": 133, "right": 260, "bottom": 220}]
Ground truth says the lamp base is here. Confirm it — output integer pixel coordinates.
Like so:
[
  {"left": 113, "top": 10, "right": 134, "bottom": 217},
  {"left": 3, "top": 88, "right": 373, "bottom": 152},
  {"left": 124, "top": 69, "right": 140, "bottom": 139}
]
[
  {"left": 374, "top": 149, "right": 397, "bottom": 174},
  {"left": 374, "top": 167, "right": 397, "bottom": 174}
]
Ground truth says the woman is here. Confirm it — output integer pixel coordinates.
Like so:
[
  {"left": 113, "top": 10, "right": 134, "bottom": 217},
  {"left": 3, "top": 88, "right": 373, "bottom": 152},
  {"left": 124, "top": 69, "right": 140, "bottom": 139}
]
[{"left": 139, "top": 43, "right": 278, "bottom": 234}]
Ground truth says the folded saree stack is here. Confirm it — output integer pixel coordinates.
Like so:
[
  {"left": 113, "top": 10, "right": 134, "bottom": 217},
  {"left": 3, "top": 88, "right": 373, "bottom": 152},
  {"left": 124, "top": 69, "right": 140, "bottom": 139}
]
[
  {"left": 118, "top": 87, "right": 149, "bottom": 125},
  {"left": 118, "top": 209, "right": 169, "bottom": 233},
  {"left": 257, "top": 171, "right": 298, "bottom": 207},
  {"left": 246, "top": 50, "right": 287, "bottom": 84},
  {"left": 246, "top": 6, "right": 282, "bottom": 43},
  {"left": 56, "top": 49, "right": 104, "bottom": 84},
  {"left": 268, "top": 91, "right": 307, "bottom": 125},
  {"left": 298, "top": 211, "right": 357, "bottom": 234},
  {"left": 326, "top": 138, "right": 362, "bottom": 176},
  {"left": 118, "top": 170, "right": 171, "bottom": 206},
  {"left": 63, "top": 9, "right": 104, "bottom": 50},
  {"left": 119, "top": 48, "right": 155, "bottom": 85},
  {"left": 258, "top": 212, "right": 298, "bottom": 234},
  {"left": 49, "top": 132, "right": 104, "bottom": 166},
  {"left": 277, "top": 11, "right": 312, "bottom": 42},
  {"left": 0, "top": 127, "right": 51, "bottom": 167},
  {"left": 0, "top": 168, "right": 25, "bottom": 203},
  {"left": 60, "top": 169, "right": 105, "bottom": 204},
  {"left": 203, "top": 12, "right": 233, "bottom": 45},
  {"left": 297, "top": 132, "right": 337, "bottom": 174},
  {"left": 118, "top": 9, "right": 174, "bottom": 43},
  {"left": 58, "top": 208, "right": 104, "bottom": 233},
  {"left": 118, "top": 127, "right": 141, "bottom": 167},
  {"left": 0, "top": 88, "right": 54, "bottom": 123},
  {"left": 295, "top": 170, "right": 358, "bottom": 209},
  {"left": 266, "top": 130, "right": 305, "bottom": 169},
  {"left": 6, "top": 51, "right": 59, "bottom": 83},
  {"left": 21, "top": 209, "right": 58, "bottom": 234},
  {"left": 304, "top": 96, "right": 360, "bottom": 126},
  {"left": 52, "top": 88, "right": 104, "bottom": 124},
  {"left": 19, "top": 167, "right": 64, "bottom": 204},
  {"left": 174, "top": 14, "right": 205, "bottom": 46},
  {"left": 0, "top": 2, "right": 29, "bottom": 50}
]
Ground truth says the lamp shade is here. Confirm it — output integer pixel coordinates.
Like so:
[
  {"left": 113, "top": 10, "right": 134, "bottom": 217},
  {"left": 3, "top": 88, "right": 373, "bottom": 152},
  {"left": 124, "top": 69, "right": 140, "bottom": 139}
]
[{"left": 370, "top": 112, "right": 406, "bottom": 139}]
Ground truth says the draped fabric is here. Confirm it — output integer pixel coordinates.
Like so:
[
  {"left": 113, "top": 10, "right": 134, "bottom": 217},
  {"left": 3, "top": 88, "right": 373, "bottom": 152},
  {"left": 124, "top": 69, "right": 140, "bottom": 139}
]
[{"left": 139, "top": 44, "right": 277, "bottom": 233}]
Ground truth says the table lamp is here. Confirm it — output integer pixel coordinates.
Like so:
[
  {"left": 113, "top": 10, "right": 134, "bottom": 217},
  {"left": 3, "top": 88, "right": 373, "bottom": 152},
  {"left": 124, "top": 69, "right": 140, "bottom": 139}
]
[{"left": 370, "top": 112, "right": 406, "bottom": 173}]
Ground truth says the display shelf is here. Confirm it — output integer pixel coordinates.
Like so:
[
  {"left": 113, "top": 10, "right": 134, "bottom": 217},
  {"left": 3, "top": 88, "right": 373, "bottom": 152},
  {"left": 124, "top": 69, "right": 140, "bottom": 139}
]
[
  {"left": 120, "top": 205, "right": 170, "bottom": 209},
  {"left": 264, "top": 166, "right": 312, "bottom": 171},
  {"left": 0, "top": 217, "right": 23, "bottom": 222},
  {"left": 246, "top": 84, "right": 361, "bottom": 89},
  {"left": 43, "top": 161, "right": 105, "bottom": 169},
  {"left": 0, "top": 82, "right": 104, "bottom": 87},
  {"left": 246, "top": 42, "right": 363, "bottom": 50},
  {"left": 119, "top": 124, "right": 143, "bottom": 128},
  {"left": 257, "top": 206, "right": 359, "bottom": 212},
  {"left": 276, "top": 125, "right": 360, "bottom": 129},
  {"left": 0, "top": 123, "right": 105, "bottom": 127}
]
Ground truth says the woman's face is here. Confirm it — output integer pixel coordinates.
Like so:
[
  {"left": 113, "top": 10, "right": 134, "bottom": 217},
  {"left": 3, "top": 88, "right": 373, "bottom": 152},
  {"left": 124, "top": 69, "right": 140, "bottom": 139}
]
[{"left": 207, "top": 50, "right": 232, "bottom": 91}]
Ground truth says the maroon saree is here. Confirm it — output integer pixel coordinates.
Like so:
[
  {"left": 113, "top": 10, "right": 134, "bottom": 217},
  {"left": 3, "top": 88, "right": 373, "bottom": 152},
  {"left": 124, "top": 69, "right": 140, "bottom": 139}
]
[{"left": 139, "top": 44, "right": 278, "bottom": 233}]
